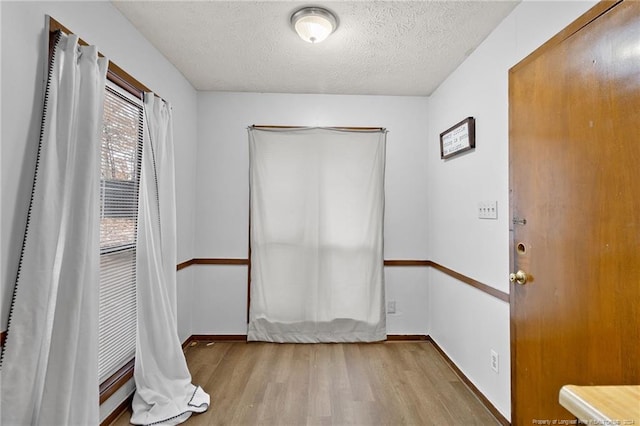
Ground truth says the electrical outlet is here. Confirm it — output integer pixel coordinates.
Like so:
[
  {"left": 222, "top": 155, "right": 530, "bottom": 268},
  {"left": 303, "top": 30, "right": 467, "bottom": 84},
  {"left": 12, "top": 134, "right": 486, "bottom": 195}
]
[
  {"left": 490, "top": 350, "right": 499, "bottom": 373},
  {"left": 387, "top": 300, "right": 396, "bottom": 314}
]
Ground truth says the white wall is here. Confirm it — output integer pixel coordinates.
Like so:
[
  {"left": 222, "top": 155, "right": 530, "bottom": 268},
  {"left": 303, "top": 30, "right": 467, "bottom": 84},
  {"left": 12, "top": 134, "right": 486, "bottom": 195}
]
[
  {"left": 194, "top": 92, "right": 430, "bottom": 335},
  {"left": 0, "top": 0, "right": 198, "bottom": 421},
  {"left": 426, "top": 0, "right": 597, "bottom": 419}
]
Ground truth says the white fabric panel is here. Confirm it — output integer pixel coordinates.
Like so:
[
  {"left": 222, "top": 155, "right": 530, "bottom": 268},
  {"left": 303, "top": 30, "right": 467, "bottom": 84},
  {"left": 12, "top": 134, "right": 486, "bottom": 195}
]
[
  {"left": 0, "top": 33, "right": 107, "bottom": 425},
  {"left": 248, "top": 127, "right": 386, "bottom": 343},
  {"left": 131, "top": 94, "right": 209, "bottom": 425}
]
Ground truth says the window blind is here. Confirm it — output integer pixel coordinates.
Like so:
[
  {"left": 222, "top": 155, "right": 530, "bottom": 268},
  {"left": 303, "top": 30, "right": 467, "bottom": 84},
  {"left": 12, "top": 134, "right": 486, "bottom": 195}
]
[{"left": 98, "top": 83, "right": 143, "bottom": 382}]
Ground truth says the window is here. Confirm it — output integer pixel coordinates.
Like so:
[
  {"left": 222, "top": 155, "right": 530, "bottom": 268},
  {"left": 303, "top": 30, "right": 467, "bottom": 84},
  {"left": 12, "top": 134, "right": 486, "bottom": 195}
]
[{"left": 98, "top": 82, "right": 143, "bottom": 382}]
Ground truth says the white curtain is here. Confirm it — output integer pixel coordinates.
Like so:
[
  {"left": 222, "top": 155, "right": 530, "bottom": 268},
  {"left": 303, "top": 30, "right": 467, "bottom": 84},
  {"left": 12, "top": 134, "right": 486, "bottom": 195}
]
[
  {"left": 131, "top": 94, "right": 209, "bottom": 425},
  {"left": 0, "top": 33, "right": 107, "bottom": 425},
  {"left": 248, "top": 127, "right": 387, "bottom": 343}
]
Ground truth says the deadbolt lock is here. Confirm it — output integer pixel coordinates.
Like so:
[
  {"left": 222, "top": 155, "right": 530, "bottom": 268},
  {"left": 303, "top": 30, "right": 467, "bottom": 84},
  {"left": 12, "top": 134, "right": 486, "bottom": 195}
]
[{"left": 509, "top": 270, "right": 528, "bottom": 285}]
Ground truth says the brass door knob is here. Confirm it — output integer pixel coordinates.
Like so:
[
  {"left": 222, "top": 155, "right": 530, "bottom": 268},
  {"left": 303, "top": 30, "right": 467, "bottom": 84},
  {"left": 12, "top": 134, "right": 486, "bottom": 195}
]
[{"left": 509, "top": 270, "right": 528, "bottom": 285}]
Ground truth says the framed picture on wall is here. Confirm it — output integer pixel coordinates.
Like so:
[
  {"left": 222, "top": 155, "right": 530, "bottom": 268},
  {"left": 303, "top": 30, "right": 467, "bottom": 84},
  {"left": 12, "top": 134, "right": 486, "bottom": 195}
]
[{"left": 440, "top": 117, "right": 476, "bottom": 159}]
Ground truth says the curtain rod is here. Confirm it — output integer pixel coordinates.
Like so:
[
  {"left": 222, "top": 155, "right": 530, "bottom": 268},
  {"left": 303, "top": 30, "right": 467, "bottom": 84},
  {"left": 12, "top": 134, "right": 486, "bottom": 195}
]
[
  {"left": 250, "top": 125, "right": 387, "bottom": 132},
  {"left": 47, "top": 16, "right": 164, "bottom": 103}
]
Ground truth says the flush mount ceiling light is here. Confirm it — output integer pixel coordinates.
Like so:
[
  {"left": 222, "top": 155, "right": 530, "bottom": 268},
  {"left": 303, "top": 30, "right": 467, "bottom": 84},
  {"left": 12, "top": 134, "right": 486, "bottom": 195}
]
[{"left": 291, "top": 7, "right": 338, "bottom": 44}]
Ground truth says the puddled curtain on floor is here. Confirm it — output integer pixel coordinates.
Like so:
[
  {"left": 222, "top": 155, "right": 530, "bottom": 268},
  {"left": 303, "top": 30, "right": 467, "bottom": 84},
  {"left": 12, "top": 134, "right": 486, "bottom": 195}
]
[
  {"left": 131, "top": 94, "right": 209, "bottom": 425},
  {"left": 0, "top": 33, "right": 107, "bottom": 425},
  {"left": 248, "top": 127, "right": 387, "bottom": 343}
]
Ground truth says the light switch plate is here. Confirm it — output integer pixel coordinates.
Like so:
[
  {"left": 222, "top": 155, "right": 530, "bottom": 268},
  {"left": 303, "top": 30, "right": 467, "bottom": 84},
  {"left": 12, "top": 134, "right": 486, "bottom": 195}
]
[{"left": 478, "top": 201, "right": 498, "bottom": 219}]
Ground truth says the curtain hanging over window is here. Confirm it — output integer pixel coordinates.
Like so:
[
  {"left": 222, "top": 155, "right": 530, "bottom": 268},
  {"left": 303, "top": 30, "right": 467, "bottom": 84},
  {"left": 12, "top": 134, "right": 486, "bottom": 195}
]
[
  {"left": 130, "top": 93, "right": 209, "bottom": 425},
  {"left": 1, "top": 32, "right": 108, "bottom": 425},
  {"left": 248, "top": 127, "right": 387, "bottom": 343}
]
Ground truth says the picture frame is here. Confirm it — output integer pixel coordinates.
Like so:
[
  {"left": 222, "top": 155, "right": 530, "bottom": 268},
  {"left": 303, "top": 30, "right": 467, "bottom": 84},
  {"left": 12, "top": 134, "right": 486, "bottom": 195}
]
[{"left": 440, "top": 117, "right": 476, "bottom": 160}]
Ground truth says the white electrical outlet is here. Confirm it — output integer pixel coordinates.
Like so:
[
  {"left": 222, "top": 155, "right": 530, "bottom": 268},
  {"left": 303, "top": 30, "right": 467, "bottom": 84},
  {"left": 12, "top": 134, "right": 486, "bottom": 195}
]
[
  {"left": 387, "top": 300, "right": 396, "bottom": 314},
  {"left": 478, "top": 201, "right": 498, "bottom": 219},
  {"left": 490, "top": 350, "right": 499, "bottom": 373}
]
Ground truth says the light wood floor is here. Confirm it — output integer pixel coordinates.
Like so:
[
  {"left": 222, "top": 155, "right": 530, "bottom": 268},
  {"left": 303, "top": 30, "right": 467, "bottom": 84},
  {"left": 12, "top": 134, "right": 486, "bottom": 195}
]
[{"left": 111, "top": 341, "right": 500, "bottom": 425}]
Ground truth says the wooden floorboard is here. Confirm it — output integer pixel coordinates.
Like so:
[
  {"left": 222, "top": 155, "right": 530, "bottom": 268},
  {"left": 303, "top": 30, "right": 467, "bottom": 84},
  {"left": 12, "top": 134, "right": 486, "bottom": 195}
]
[{"left": 109, "top": 341, "right": 500, "bottom": 425}]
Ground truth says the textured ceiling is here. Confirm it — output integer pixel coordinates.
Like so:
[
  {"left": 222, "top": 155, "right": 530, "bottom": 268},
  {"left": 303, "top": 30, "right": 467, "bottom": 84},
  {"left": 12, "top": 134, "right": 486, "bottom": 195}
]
[{"left": 113, "top": 1, "right": 520, "bottom": 96}]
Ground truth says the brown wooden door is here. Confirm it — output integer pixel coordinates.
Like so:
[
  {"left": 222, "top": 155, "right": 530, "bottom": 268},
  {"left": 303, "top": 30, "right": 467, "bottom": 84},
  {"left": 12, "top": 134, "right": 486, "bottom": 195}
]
[{"left": 509, "top": 1, "right": 640, "bottom": 424}]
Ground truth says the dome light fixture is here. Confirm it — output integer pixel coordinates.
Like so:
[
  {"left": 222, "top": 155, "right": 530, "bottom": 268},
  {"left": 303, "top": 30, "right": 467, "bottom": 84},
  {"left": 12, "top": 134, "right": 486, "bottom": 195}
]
[{"left": 291, "top": 6, "right": 338, "bottom": 44}]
